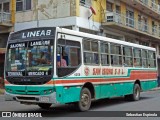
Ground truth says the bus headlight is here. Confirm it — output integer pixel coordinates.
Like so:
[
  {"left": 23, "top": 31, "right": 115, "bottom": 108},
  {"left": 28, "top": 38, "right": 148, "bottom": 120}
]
[
  {"left": 43, "top": 89, "right": 54, "bottom": 95},
  {"left": 49, "top": 90, "right": 53, "bottom": 93},
  {"left": 44, "top": 90, "right": 47, "bottom": 94},
  {"left": 7, "top": 88, "right": 12, "bottom": 93}
]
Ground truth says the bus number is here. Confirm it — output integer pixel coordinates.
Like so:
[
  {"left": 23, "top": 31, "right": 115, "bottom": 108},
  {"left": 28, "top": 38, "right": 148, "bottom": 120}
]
[{"left": 74, "top": 73, "right": 80, "bottom": 76}]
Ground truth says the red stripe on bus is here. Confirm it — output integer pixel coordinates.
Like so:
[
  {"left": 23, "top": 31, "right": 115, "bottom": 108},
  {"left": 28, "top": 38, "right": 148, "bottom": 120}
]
[{"left": 45, "top": 71, "right": 157, "bottom": 85}]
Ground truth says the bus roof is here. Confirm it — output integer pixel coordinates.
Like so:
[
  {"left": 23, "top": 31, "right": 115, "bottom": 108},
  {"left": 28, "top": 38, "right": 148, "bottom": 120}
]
[{"left": 57, "top": 27, "right": 156, "bottom": 51}]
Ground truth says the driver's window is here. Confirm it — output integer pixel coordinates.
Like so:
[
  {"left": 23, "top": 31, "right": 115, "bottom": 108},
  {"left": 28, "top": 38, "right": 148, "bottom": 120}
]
[
  {"left": 57, "top": 39, "right": 81, "bottom": 77},
  {"left": 57, "top": 46, "right": 68, "bottom": 67}
]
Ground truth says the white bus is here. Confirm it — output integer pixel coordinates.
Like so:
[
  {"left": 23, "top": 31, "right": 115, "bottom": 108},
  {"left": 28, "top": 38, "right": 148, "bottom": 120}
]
[{"left": 5, "top": 27, "right": 157, "bottom": 111}]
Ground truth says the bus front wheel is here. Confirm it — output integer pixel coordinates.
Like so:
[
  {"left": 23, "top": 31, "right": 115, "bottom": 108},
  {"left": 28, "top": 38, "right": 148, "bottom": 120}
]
[
  {"left": 125, "top": 84, "right": 141, "bottom": 101},
  {"left": 38, "top": 103, "right": 52, "bottom": 109},
  {"left": 75, "top": 88, "right": 91, "bottom": 111}
]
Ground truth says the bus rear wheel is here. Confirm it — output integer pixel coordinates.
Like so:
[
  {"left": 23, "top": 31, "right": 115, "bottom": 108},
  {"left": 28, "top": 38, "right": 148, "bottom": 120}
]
[
  {"left": 38, "top": 103, "right": 52, "bottom": 109},
  {"left": 125, "top": 84, "right": 141, "bottom": 101},
  {"left": 75, "top": 88, "right": 91, "bottom": 111}
]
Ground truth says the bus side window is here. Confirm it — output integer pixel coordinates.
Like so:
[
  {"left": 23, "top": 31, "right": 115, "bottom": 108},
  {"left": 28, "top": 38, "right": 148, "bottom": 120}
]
[
  {"left": 142, "top": 50, "right": 148, "bottom": 68},
  {"left": 133, "top": 48, "right": 142, "bottom": 67},
  {"left": 123, "top": 46, "right": 133, "bottom": 67},
  {"left": 100, "top": 42, "right": 109, "bottom": 66},
  {"left": 148, "top": 51, "right": 156, "bottom": 68},
  {"left": 83, "top": 40, "right": 99, "bottom": 65},
  {"left": 110, "top": 43, "right": 122, "bottom": 66}
]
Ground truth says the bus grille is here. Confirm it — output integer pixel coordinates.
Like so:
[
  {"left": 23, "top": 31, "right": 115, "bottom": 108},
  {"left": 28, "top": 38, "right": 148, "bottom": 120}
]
[{"left": 16, "top": 96, "right": 36, "bottom": 101}]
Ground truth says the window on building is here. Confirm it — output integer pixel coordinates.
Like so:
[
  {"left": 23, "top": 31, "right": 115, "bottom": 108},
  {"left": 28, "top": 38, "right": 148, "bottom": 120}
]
[
  {"left": 0, "top": 2, "right": 10, "bottom": 12},
  {"left": 139, "top": 41, "right": 149, "bottom": 46},
  {"left": 151, "top": 0, "right": 157, "bottom": 10},
  {"left": 80, "top": 0, "right": 91, "bottom": 6},
  {"left": 126, "top": 10, "right": 134, "bottom": 28},
  {"left": 159, "top": 46, "right": 160, "bottom": 55},
  {"left": 107, "top": 2, "right": 113, "bottom": 12},
  {"left": 3, "top": 2, "right": 9, "bottom": 12},
  {"left": 100, "top": 42, "right": 109, "bottom": 65},
  {"left": 83, "top": 40, "right": 99, "bottom": 65},
  {"left": 159, "top": 24, "right": 160, "bottom": 37},
  {"left": 116, "top": 5, "right": 120, "bottom": 14},
  {"left": 152, "top": 21, "right": 157, "bottom": 35},
  {"left": 0, "top": 4, "right": 2, "bottom": 11},
  {"left": 16, "top": 0, "right": 23, "bottom": 11},
  {"left": 110, "top": 44, "right": 122, "bottom": 66},
  {"left": 123, "top": 46, "right": 133, "bottom": 67},
  {"left": 25, "top": 0, "right": 31, "bottom": 10},
  {"left": 138, "top": 15, "right": 148, "bottom": 32},
  {"left": 16, "top": 0, "right": 31, "bottom": 11}
]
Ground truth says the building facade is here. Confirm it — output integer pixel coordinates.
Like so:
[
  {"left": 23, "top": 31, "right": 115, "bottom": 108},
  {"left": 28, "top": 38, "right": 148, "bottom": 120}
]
[
  {"left": 1, "top": 0, "right": 160, "bottom": 75},
  {"left": 0, "top": 0, "right": 15, "bottom": 76}
]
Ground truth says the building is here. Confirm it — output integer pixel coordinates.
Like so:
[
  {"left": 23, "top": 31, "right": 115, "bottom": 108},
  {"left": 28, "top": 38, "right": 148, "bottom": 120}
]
[
  {"left": 1, "top": 0, "right": 160, "bottom": 74},
  {"left": 0, "top": 0, "right": 15, "bottom": 76}
]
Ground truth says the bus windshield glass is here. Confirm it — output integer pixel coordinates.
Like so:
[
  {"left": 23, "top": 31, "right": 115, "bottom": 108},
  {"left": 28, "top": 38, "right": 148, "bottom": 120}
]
[
  {"left": 26, "top": 40, "right": 53, "bottom": 76},
  {"left": 6, "top": 43, "right": 27, "bottom": 74},
  {"left": 6, "top": 40, "right": 53, "bottom": 76}
]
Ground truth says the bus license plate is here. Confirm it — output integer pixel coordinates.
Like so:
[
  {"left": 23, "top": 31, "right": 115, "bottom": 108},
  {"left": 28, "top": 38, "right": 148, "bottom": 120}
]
[{"left": 40, "top": 97, "right": 49, "bottom": 102}]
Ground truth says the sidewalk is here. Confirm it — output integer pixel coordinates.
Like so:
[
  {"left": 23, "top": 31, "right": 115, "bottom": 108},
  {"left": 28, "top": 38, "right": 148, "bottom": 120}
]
[
  {"left": 150, "top": 87, "right": 160, "bottom": 91},
  {"left": 0, "top": 89, "right": 4, "bottom": 95}
]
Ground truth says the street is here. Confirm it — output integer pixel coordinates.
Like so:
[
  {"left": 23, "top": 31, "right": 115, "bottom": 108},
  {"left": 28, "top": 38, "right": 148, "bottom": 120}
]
[{"left": 0, "top": 89, "right": 160, "bottom": 120}]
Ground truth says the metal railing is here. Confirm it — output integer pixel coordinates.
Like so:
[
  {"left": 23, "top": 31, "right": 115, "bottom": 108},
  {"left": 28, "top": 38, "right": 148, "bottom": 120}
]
[
  {"left": 138, "top": 0, "right": 160, "bottom": 13},
  {"left": 104, "top": 12, "right": 160, "bottom": 38},
  {"left": 151, "top": 1, "right": 157, "bottom": 11},
  {"left": 0, "top": 12, "right": 11, "bottom": 23},
  {"left": 138, "top": 21, "right": 148, "bottom": 32}
]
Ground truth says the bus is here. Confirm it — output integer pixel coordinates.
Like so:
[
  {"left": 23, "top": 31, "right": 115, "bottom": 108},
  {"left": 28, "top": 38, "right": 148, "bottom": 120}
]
[{"left": 4, "top": 27, "right": 158, "bottom": 111}]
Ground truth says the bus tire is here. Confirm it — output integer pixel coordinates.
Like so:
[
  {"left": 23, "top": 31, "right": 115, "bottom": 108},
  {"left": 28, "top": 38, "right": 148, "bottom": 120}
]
[
  {"left": 75, "top": 88, "right": 91, "bottom": 111},
  {"left": 125, "top": 84, "right": 141, "bottom": 101},
  {"left": 38, "top": 103, "right": 52, "bottom": 109}
]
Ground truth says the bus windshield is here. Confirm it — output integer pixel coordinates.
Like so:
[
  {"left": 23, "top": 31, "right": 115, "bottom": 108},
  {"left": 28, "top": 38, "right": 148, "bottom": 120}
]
[
  {"left": 6, "top": 43, "right": 27, "bottom": 74},
  {"left": 6, "top": 40, "right": 53, "bottom": 76}
]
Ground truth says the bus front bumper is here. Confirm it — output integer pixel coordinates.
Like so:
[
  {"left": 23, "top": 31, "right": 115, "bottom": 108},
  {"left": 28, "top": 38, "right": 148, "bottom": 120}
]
[{"left": 5, "top": 91, "right": 59, "bottom": 104}]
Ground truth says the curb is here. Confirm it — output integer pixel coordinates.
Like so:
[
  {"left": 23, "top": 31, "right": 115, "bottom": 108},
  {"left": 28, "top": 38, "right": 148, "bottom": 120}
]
[{"left": 150, "top": 87, "right": 160, "bottom": 91}]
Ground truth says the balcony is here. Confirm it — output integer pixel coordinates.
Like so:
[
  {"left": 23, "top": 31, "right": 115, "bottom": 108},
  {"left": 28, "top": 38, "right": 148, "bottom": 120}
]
[
  {"left": 121, "top": 0, "right": 160, "bottom": 20},
  {"left": 102, "top": 12, "right": 160, "bottom": 41},
  {"left": 0, "top": 11, "right": 12, "bottom": 26},
  {"left": 0, "top": 11, "right": 12, "bottom": 33}
]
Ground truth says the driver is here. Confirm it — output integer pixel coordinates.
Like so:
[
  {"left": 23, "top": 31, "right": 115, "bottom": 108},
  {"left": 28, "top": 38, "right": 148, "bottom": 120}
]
[{"left": 36, "top": 50, "right": 51, "bottom": 64}]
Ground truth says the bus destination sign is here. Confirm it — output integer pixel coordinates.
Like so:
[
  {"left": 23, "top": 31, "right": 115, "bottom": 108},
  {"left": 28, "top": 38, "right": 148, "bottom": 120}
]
[{"left": 10, "top": 27, "right": 55, "bottom": 40}]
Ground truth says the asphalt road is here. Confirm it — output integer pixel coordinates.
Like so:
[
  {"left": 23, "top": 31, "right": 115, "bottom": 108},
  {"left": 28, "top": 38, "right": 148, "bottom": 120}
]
[{"left": 0, "top": 89, "right": 160, "bottom": 120}]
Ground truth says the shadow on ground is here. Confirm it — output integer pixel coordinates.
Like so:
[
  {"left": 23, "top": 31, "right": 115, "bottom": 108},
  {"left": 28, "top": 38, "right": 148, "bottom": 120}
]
[{"left": 19, "top": 96, "right": 153, "bottom": 117}]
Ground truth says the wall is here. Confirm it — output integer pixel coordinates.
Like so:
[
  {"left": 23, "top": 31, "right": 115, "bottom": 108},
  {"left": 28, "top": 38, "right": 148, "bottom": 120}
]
[
  {"left": 0, "top": 33, "right": 9, "bottom": 48},
  {"left": 15, "top": 0, "right": 77, "bottom": 23}
]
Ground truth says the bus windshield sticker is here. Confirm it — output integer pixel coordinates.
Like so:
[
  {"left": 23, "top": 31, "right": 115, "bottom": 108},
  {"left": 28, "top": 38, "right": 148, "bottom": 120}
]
[
  {"left": 7, "top": 72, "right": 23, "bottom": 76},
  {"left": 27, "top": 71, "right": 48, "bottom": 76},
  {"left": 29, "top": 40, "right": 50, "bottom": 47},
  {"left": 9, "top": 43, "right": 26, "bottom": 49},
  {"left": 38, "top": 67, "right": 50, "bottom": 71}
]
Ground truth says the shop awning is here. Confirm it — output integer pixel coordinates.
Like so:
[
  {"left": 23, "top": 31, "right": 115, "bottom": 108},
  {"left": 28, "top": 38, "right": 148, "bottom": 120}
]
[{"left": 0, "top": 48, "right": 6, "bottom": 54}]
